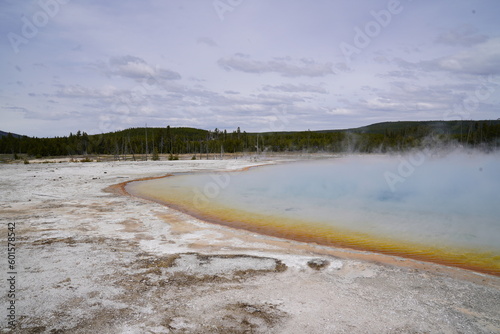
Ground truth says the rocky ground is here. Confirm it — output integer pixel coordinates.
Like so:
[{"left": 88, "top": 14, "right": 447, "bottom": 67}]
[{"left": 0, "top": 158, "right": 499, "bottom": 333}]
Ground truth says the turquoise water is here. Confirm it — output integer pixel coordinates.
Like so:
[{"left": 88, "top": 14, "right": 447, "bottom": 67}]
[{"left": 127, "top": 151, "right": 500, "bottom": 274}]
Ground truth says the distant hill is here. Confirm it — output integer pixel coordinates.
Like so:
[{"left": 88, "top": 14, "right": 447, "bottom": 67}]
[
  {"left": 0, "top": 131, "right": 22, "bottom": 138},
  {"left": 316, "top": 120, "right": 500, "bottom": 135}
]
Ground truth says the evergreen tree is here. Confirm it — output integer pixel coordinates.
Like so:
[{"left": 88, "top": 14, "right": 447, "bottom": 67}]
[{"left": 152, "top": 147, "right": 159, "bottom": 161}]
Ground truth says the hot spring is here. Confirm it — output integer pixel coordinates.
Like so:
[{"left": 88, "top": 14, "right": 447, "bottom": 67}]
[{"left": 126, "top": 151, "right": 500, "bottom": 275}]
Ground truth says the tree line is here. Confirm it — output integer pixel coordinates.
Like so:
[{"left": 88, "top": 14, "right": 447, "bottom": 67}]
[{"left": 1, "top": 120, "right": 499, "bottom": 159}]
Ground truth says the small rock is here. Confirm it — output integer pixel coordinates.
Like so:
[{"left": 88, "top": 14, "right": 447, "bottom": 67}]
[{"left": 307, "top": 258, "right": 330, "bottom": 271}]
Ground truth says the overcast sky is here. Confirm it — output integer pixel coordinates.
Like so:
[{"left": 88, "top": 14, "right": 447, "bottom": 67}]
[{"left": 2, "top": 0, "right": 500, "bottom": 137}]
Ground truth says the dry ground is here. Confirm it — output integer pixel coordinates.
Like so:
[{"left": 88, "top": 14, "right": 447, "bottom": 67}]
[{"left": 0, "top": 158, "right": 499, "bottom": 333}]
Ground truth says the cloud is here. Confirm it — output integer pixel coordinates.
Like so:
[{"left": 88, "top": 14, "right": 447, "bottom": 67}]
[
  {"left": 377, "top": 70, "right": 419, "bottom": 80},
  {"left": 320, "top": 81, "right": 468, "bottom": 123},
  {"left": 197, "top": 37, "right": 218, "bottom": 47},
  {"left": 343, "top": 78, "right": 499, "bottom": 123},
  {"left": 429, "top": 38, "right": 500, "bottom": 75},
  {"left": 56, "top": 85, "right": 118, "bottom": 99},
  {"left": 335, "top": 62, "right": 352, "bottom": 73},
  {"left": 262, "top": 83, "right": 328, "bottom": 94},
  {"left": 394, "top": 38, "right": 500, "bottom": 76},
  {"left": 19, "top": 105, "right": 85, "bottom": 121},
  {"left": 253, "top": 93, "right": 305, "bottom": 104},
  {"left": 435, "top": 25, "right": 488, "bottom": 47},
  {"left": 321, "top": 107, "right": 354, "bottom": 115},
  {"left": 52, "top": 82, "right": 233, "bottom": 123},
  {"left": 217, "top": 54, "right": 334, "bottom": 77},
  {"left": 105, "top": 55, "right": 181, "bottom": 82}
]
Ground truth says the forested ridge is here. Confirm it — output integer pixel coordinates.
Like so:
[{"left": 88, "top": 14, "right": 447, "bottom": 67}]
[{"left": 1, "top": 120, "right": 500, "bottom": 159}]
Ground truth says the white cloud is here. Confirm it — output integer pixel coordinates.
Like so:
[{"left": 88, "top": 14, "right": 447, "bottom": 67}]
[
  {"left": 105, "top": 56, "right": 181, "bottom": 82},
  {"left": 197, "top": 37, "right": 218, "bottom": 47},
  {"left": 218, "top": 55, "right": 334, "bottom": 77},
  {"left": 435, "top": 25, "right": 488, "bottom": 47},
  {"left": 433, "top": 38, "right": 500, "bottom": 75},
  {"left": 322, "top": 107, "right": 354, "bottom": 115},
  {"left": 263, "top": 83, "right": 328, "bottom": 94},
  {"left": 56, "top": 85, "right": 117, "bottom": 99},
  {"left": 393, "top": 38, "right": 500, "bottom": 76}
]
